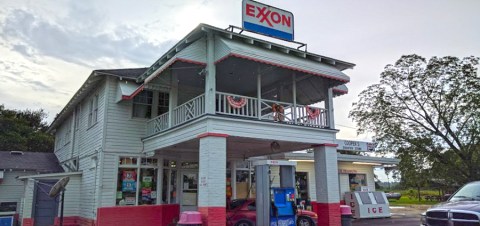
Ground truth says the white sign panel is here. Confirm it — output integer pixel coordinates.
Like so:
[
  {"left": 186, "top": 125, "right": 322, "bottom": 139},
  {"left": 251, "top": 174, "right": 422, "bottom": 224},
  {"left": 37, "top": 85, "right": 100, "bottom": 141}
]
[
  {"left": 336, "top": 140, "right": 377, "bottom": 152},
  {"left": 242, "top": 0, "right": 294, "bottom": 41}
]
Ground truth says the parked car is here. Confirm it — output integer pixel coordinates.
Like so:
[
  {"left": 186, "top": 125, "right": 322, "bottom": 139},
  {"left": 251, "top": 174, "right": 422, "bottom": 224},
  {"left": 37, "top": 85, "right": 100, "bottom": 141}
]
[
  {"left": 385, "top": 192, "right": 402, "bottom": 200},
  {"left": 421, "top": 181, "right": 480, "bottom": 226},
  {"left": 227, "top": 199, "right": 318, "bottom": 226}
]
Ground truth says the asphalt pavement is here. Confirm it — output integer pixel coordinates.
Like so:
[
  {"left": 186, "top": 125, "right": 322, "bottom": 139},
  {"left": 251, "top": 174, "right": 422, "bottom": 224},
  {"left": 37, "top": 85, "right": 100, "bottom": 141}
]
[{"left": 351, "top": 205, "right": 430, "bottom": 226}]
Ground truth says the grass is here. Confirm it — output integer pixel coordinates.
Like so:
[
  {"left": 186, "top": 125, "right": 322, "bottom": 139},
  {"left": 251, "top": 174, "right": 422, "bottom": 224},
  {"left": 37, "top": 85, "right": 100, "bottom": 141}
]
[
  {"left": 382, "top": 189, "right": 444, "bottom": 206},
  {"left": 388, "top": 196, "right": 440, "bottom": 206}
]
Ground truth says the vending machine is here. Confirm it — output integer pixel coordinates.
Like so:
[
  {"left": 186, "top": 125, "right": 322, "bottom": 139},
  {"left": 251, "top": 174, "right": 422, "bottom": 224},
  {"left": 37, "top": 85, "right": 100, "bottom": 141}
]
[{"left": 270, "top": 187, "right": 296, "bottom": 226}]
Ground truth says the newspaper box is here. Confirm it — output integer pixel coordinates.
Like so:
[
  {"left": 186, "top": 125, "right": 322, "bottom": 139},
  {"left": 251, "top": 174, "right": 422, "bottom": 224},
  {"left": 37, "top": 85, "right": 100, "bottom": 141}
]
[{"left": 345, "top": 191, "right": 391, "bottom": 219}]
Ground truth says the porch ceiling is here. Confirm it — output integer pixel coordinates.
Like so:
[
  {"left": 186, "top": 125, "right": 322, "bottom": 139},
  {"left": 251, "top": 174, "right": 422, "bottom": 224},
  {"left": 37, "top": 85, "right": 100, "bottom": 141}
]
[
  {"left": 155, "top": 136, "right": 313, "bottom": 159},
  {"left": 216, "top": 57, "right": 336, "bottom": 105}
]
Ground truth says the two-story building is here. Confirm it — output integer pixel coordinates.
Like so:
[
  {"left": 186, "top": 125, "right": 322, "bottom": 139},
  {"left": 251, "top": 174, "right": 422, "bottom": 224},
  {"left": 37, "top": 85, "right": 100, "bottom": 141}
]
[{"left": 20, "top": 24, "right": 379, "bottom": 226}]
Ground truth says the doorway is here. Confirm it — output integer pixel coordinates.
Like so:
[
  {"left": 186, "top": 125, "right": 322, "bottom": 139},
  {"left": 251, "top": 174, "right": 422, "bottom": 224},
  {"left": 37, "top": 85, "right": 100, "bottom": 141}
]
[
  {"left": 33, "top": 180, "right": 58, "bottom": 226},
  {"left": 180, "top": 171, "right": 198, "bottom": 211}
]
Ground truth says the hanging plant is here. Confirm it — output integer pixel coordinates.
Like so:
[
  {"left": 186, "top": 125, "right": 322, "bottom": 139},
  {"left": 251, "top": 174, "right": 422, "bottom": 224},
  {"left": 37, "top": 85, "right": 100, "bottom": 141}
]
[
  {"left": 306, "top": 106, "right": 320, "bottom": 119},
  {"left": 227, "top": 96, "right": 247, "bottom": 109}
]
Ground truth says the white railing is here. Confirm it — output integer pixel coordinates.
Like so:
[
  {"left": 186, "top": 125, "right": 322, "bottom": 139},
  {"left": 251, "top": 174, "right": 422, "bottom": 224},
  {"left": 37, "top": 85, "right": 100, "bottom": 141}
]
[
  {"left": 146, "top": 94, "right": 206, "bottom": 136},
  {"left": 146, "top": 112, "right": 169, "bottom": 135},
  {"left": 216, "top": 91, "right": 329, "bottom": 128},
  {"left": 216, "top": 92, "right": 258, "bottom": 118},
  {"left": 147, "top": 91, "right": 329, "bottom": 136},
  {"left": 172, "top": 94, "right": 205, "bottom": 127},
  {"left": 294, "top": 104, "right": 328, "bottom": 128}
]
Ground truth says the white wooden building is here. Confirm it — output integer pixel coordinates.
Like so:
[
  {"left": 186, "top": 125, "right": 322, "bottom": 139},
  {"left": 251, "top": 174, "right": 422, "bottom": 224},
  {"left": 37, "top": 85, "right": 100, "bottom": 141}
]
[{"left": 22, "top": 24, "right": 396, "bottom": 226}]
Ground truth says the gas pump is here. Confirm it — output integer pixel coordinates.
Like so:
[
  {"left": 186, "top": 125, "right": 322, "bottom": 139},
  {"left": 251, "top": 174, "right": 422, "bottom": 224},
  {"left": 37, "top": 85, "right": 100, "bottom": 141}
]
[{"left": 253, "top": 160, "right": 297, "bottom": 226}]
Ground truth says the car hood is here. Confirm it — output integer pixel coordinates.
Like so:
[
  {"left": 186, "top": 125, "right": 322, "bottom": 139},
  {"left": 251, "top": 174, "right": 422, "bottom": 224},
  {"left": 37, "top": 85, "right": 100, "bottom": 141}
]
[
  {"left": 431, "top": 200, "right": 480, "bottom": 212},
  {"left": 298, "top": 209, "right": 317, "bottom": 218}
]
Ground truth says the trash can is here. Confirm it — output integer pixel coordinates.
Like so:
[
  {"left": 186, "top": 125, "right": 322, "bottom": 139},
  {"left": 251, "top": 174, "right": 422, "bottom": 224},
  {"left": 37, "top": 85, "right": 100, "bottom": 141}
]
[
  {"left": 177, "top": 211, "right": 202, "bottom": 226},
  {"left": 340, "top": 205, "right": 352, "bottom": 226}
]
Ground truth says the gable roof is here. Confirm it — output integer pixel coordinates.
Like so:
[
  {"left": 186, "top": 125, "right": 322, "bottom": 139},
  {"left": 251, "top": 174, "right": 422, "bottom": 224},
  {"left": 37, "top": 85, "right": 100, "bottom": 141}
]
[
  {"left": 0, "top": 151, "right": 64, "bottom": 173},
  {"left": 48, "top": 67, "right": 147, "bottom": 132},
  {"left": 95, "top": 68, "right": 148, "bottom": 80}
]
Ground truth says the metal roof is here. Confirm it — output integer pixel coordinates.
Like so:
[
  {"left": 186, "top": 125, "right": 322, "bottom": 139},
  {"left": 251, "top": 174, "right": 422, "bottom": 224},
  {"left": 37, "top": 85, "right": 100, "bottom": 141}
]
[
  {"left": 283, "top": 152, "right": 399, "bottom": 165},
  {"left": 137, "top": 23, "right": 355, "bottom": 83},
  {"left": 48, "top": 68, "right": 146, "bottom": 132},
  {"left": 0, "top": 151, "right": 64, "bottom": 173}
]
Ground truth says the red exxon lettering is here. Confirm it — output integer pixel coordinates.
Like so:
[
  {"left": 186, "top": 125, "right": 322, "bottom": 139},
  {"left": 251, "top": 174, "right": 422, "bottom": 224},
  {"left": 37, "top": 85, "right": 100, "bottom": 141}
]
[{"left": 245, "top": 4, "right": 292, "bottom": 28}]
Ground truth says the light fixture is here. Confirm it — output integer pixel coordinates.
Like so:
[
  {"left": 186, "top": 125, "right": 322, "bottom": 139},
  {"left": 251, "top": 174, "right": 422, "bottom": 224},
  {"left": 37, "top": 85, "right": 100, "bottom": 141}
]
[
  {"left": 270, "top": 141, "right": 280, "bottom": 153},
  {"left": 288, "top": 160, "right": 314, "bottom": 162},
  {"left": 352, "top": 162, "right": 382, "bottom": 166}
]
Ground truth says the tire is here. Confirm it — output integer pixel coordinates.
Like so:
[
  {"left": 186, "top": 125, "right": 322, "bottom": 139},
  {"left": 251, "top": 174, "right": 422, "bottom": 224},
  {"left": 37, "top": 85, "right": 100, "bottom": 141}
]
[
  {"left": 297, "top": 217, "right": 314, "bottom": 226},
  {"left": 235, "top": 220, "right": 253, "bottom": 226}
]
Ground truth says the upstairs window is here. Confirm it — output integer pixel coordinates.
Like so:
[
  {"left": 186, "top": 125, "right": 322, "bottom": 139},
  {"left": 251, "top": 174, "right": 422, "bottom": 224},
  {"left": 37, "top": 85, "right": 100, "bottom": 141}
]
[
  {"left": 158, "top": 92, "right": 169, "bottom": 115},
  {"left": 133, "top": 91, "right": 153, "bottom": 118},
  {"left": 74, "top": 105, "right": 81, "bottom": 131},
  {"left": 133, "top": 91, "right": 169, "bottom": 118},
  {"left": 88, "top": 94, "right": 99, "bottom": 126}
]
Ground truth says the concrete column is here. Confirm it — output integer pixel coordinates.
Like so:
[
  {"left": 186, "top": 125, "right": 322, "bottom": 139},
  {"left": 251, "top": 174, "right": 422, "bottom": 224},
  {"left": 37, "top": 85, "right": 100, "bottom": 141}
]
[
  {"left": 313, "top": 144, "right": 340, "bottom": 226},
  {"left": 198, "top": 134, "right": 228, "bottom": 226}
]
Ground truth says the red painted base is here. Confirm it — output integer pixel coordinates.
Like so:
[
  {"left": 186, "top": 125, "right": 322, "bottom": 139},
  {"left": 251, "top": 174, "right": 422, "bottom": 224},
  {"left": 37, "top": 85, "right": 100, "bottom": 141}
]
[
  {"left": 198, "top": 207, "right": 226, "bottom": 226},
  {"left": 96, "top": 204, "right": 179, "bottom": 226},
  {"left": 314, "top": 202, "right": 341, "bottom": 226},
  {"left": 22, "top": 218, "right": 34, "bottom": 226},
  {"left": 54, "top": 216, "right": 95, "bottom": 226}
]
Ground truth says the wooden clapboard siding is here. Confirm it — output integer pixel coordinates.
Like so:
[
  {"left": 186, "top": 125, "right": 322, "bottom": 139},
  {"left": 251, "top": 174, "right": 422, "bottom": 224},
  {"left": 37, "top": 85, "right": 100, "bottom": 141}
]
[
  {"left": 293, "top": 162, "right": 375, "bottom": 202},
  {"left": 104, "top": 77, "right": 145, "bottom": 153},
  {"left": 337, "top": 162, "right": 376, "bottom": 198},
  {"left": 21, "top": 174, "right": 81, "bottom": 219},
  {"left": 0, "top": 171, "right": 32, "bottom": 207},
  {"left": 98, "top": 153, "right": 119, "bottom": 207}
]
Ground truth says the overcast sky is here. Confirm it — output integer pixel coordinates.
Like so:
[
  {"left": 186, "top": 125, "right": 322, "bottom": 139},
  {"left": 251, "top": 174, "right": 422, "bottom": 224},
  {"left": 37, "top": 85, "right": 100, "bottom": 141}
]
[{"left": 1, "top": 0, "right": 479, "bottom": 142}]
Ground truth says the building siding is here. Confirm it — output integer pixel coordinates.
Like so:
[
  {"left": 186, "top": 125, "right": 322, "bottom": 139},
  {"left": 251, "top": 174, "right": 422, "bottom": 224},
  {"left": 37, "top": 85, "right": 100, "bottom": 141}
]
[{"left": 21, "top": 174, "right": 81, "bottom": 219}]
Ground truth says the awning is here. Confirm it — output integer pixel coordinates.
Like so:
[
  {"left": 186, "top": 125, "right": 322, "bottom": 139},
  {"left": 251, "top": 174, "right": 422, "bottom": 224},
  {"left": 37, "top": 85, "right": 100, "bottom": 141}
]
[
  {"left": 214, "top": 37, "right": 350, "bottom": 83},
  {"left": 333, "top": 84, "right": 348, "bottom": 96},
  {"left": 116, "top": 81, "right": 144, "bottom": 103}
]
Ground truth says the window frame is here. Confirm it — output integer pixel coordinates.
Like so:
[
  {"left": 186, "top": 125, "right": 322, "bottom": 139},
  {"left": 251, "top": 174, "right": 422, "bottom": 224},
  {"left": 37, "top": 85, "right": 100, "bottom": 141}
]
[{"left": 88, "top": 94, "right": 99, "bottom": 127}]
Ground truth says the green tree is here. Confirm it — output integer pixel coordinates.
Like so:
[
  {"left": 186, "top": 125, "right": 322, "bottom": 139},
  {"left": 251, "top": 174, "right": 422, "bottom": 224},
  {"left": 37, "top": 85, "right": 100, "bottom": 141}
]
[
  {"left": 0, "top": 104, "right": 54, "bottom": 152},
  {"left": 350, "top": 55, "right": 480, "bottom": 185}
]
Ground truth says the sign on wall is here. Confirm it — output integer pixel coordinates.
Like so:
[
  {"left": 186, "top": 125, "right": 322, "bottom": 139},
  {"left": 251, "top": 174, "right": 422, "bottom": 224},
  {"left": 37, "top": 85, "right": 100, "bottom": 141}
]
[
  {"left": 242, "top": 0, "right": 294, "bottom": 41},
  {"left": 336, "top": 140, "right": 377, "bottom": 152}
]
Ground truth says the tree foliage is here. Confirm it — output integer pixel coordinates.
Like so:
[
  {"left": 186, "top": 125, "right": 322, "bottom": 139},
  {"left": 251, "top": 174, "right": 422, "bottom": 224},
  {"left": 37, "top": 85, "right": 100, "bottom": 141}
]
[
  {"left": 350, "top": 55, "right": 480, "bottom": 185},
  {"left": 0, "top": 104, "right": 54, "bottom": 152}
]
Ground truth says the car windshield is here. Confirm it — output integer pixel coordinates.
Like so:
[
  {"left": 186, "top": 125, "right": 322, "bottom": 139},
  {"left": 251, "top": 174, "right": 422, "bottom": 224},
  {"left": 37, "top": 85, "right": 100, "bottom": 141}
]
[{"left": 451, "top": 183, "right": 480, "bottom": 201}]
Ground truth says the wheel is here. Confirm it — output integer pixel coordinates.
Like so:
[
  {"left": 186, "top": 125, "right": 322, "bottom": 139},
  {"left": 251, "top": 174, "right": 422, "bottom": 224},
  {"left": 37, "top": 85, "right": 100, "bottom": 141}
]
[
  {"left": 235, "top": 220, "right": 253, "bottom": 226},
  {"left": 297, "top": 217, "right": 314, "bottom": 226}
]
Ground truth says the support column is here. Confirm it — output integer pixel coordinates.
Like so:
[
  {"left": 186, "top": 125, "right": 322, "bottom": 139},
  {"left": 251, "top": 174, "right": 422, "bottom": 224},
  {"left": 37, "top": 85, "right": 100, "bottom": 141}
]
[
  {"left": 168, "top": 71, "right": 178, "bottom": 126},
  {"left": 325, "top": 88, "right": 335, "bottom": 129},
  {"left": 257, "top": 73, "right": 262, "bottom": 119},
  {"left": 313, "top": 144, "right": 340, "bottom": 226},
  {"left": 205, "top": 32, "right": 216, "bottom": 114},
  {"left": 198, "top": 133, "right": 228, "bottom": 226}
]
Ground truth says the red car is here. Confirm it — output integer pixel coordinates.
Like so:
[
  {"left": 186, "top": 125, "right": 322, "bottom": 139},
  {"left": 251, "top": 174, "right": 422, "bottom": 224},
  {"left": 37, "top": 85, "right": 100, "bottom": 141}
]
[{"left": 226, "top": 199, "right": 318, "bottom": 226}]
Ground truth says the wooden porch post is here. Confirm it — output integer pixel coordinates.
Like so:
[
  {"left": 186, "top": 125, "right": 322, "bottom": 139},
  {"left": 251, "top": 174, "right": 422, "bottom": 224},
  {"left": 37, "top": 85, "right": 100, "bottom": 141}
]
[
  {"left": 168, "top": 71, "right": 178, "bottom": 127},
  {"left": 257, "top": 73, "right": 262, "bottom": 120},
  {"left": 325, "top": 88, "right": 335, "bottom": 129},
  {"left": 292, "top": 74, "right": 297, "bottom": 123},
  {"left": 205, "top": 32, "right": 216, "bottom": 114}
]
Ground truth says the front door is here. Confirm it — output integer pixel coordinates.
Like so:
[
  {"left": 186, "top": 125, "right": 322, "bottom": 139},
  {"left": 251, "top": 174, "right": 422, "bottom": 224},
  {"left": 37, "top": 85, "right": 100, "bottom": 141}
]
[
  {"left": 33, "top": 180, "right": 58, "bottom": 226},
  {"left": 180, "top": 171, "right": 198, "bottom": 211}
]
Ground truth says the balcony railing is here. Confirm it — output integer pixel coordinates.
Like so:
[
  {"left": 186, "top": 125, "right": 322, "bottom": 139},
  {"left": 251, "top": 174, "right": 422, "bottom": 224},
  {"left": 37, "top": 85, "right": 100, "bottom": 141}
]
[{"left": 146, "top": 92, "right": 329, "bottom": 136}]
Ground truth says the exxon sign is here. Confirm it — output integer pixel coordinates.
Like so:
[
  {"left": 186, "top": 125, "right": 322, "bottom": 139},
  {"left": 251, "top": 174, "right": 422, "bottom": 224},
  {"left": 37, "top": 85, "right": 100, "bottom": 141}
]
[{"left": 242, "top": 0, "right": 294, "bottom": 41}]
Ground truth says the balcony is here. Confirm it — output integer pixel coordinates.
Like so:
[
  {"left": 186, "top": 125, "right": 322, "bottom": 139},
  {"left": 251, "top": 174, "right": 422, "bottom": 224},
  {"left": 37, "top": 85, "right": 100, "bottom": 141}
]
[{"left": 146, "top": 92, "right": 329, "bottom": 137}]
